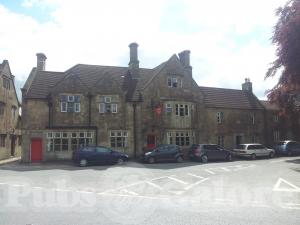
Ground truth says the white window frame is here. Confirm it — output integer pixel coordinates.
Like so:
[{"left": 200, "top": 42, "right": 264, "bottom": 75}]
[
  {"left": 111, "top": 103, "right": 117, "bottom": 113},
  {"left": 217, "top": 112, "right": 223, "bottom": 124},
  {"left": 105, "top": 96, "right": 111, "bottom": 103},
  {"left": 68, "top": 95, "right": 75, "bottom": 102},
  {"left": 61, "top": 102, "right": 67, "bottom": 112},
  {"left": 110, "top": 130, "right": 128, "bottom": 148},
  {"left": 99, "top": 103, "right": 105, "bottom": 113},
  {"left": 75, "top": 103, "right": 80, "bottom": 112},
  {"left": 166, "top": 103, "right": 172, "bottom": 113}
]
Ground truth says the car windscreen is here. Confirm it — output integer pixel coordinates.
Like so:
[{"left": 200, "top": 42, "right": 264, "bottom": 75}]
[
  {"left": 235, "top": 144, "right": 246, "bottom": 149},
  {"left": 275, "top": 141, "right": 285, "bottom": 146}
]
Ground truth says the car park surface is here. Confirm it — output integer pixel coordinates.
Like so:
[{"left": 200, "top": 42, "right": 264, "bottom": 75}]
[{"left": 0, "top": 156, "right": 299, "bottom": 225}]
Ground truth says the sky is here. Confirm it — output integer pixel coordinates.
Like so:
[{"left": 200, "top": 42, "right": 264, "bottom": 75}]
[{"left": 0, "top": 0, "right": 288, "bottom": 100}]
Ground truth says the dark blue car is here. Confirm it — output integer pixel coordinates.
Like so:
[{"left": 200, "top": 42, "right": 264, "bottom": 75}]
[
  {"left": 72, "top": 146, "right": 129, "bottom": 167},
  {"left": 274, "top": 140, "right": 300, "bottom": 156}
]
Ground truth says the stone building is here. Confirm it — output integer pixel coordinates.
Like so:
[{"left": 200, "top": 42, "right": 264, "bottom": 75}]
[
  {"left": 21, "top": 43, "right": 291, "bottom": 162},
  {"left": 0, "top": 60, "right": 21, "bottom": 160}
]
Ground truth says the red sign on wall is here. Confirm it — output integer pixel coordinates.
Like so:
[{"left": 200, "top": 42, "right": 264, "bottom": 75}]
[{"left": 154, "top": 106, "right": 162, "bottom": 116}]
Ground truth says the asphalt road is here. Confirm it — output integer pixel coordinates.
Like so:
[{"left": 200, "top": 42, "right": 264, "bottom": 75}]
[{"left": 0, "top": 156, "right": 299, "bottom": 225}]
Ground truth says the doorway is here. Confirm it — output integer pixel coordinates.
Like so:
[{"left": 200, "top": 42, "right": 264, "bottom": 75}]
[
  {"left": 235, "top": 135, "right": 243, "bottom": 146},
  {"left": 10, "top": 135, "right": 16, "bottom": 156},
  {"left": 147, "top": 135, "right": 156, "bottom": 149},
  {"left": 31, "top": 138, "right": 42, "bottom": 162}
]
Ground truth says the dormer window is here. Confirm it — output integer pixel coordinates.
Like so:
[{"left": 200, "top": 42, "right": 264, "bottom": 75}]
[
  {"left": 167, "top": 77, "right": 180, "bottom": 88},
  {"left": 99, "top": 95, "right": 118, "bottom": 114},
  {"left": 60, "top": 95, "right": 80, "bottom": 113}
]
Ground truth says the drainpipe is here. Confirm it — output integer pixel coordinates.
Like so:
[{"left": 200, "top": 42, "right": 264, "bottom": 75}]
[
  {"left": 133, "top": 103, "right": 137, "bottom": 158},
  {"left": 88, "top": 93, "right": 92, "bottom": 126},
  {"left": 47, "top": 94, "right": 52, "bottom": 128}
]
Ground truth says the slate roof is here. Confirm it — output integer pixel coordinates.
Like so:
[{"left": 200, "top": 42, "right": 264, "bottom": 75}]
[
  {"left": 199, "top": 86, "right": 264, "bottom": 110},
  {"left": 25, "top": 64, "right": 154, "bottom": 100},
  {"left": 25, "top": 70, "right": 64, "bottom": 98}
]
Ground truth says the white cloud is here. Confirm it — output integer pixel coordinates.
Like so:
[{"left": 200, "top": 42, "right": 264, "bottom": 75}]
[{"left": 0, "top": 0, "right": 287, "bottom": 99}]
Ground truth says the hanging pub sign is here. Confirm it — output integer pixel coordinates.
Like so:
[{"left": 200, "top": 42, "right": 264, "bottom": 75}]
[{"left": 154, "top": 105, "right": 162, "bottom": 116}]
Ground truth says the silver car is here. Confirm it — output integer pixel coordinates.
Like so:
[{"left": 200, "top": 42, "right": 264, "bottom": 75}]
[{"left": 233, "top": 143, "right": 275, "bottom": 160}]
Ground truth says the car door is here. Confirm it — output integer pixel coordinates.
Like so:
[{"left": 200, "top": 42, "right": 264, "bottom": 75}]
[
  {"left": 153, "top": 146, "right": 166, "bottom": 161},
  {"left": 289, "top": 142, "right": 300, "bottom": 154},
  {"left": 95, "top": 146, "right": 112, "bottom": 164},
  {"left": 205, "top": 145, "right": 218, "bottom": 160},
  {"left": 256, "top": 145, "right": 267, "bottom": 156},
  {"left": 246, "top": 145, "right": 256, "bottom": 155},
  {"left": 216, "top": 146, "right": 228, "bottom": 159}
]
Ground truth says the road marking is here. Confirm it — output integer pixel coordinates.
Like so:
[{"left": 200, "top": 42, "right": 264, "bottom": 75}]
[
  {"left": 220, "top": 167, "right": 231, "bottom": 172},
  {"left": 270, "top": 159, "right": 286, "bottom": 163},
  {"left": 120, "top": 189, "right": 138, "bottom": 196},
  {"left": 97, "top": 192, "right": 168, "bottom": 200},
  {"left": 184, "top": 178, "right": 209, "bottom": 190},
  {"left": 11, "top": 184, "right": 25, "bottom": 187},
  {"left": 99, "top": 176, "right": 169, "bottom": 194},
  {"left": 146, "top": 181, "right": 163, "bottom": 190},
  {"left": 281, "top": 206, "right": 300, "bottom": 210},
  {"left": 273, "top": 178, "right": 300, "bottom": 192},
  {"left": 167, "top": 176, "right": 189, "bottom": 185},
  {"left": 205, "top": 169, "right": 215, "bottom": 175},
  {"left": 187, "top": 173, "right": 205, "bottom": 179},
  {"left": 215, "top": 198, "right": 234, "bottom": 202}
]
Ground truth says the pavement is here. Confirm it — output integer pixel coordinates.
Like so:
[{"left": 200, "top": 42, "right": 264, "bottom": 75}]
[
  {"left": 0, "top": 156, "right": 21, "bottom": 165},
  {"left": 0, "top": 156, "right": 299, "bottom": 225}
]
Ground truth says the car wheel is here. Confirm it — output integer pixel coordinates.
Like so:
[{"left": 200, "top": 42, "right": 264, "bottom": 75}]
[
  {"left": 117, "top": 157, "right": 125, "bottom": 165},
  {"left": 227, "top": 154, "right": 232, "bottom": 161},
  {"left": 287, "top": 151, "right": 292, "bottom": 156},
  {"left": 269, "top": 152, "right": 275, "bottom": 158},
  {"left": 251, "top": 154, "right": 256, "bottom": 160},
  {"left": 201, "top": 155, "right": 208, "bottom": 163},
  {"left": 79, "top": 159, "right": 88, "bottom": 167},
  {"left": 176, "top": 156, "right": 184, "bottom": 163},
  {"left": 148, "top": 157, "right": 155, "bottom": 164}
]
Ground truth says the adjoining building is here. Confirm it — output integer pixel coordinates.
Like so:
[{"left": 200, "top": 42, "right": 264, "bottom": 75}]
[
  {"left": 21, "top": 44, "right": 295, "bottom": 162},
  {"left": 0, "top": 60, "right": 21, "bottom": 160}
]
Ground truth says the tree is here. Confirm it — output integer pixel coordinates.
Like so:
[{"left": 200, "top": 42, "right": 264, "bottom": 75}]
[{"left": 266, "top": 0, "right": 300, "bottom": 140}]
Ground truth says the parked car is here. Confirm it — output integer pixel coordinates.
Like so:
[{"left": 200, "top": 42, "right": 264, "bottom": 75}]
[
  {"left": 141, "top": 144, "right": 184, "bottom": 163},
  {"left": 273, "top": 140, "right": 300, "bottom": 156},
  {"left": 232, "top": 143, "right": 275, "bottom": 159},
  {"left": 189, "top": 144, "right": 232, "bottom": 163},
  {"left": 72, "top": 146, "right": 129, "bottom": 166}
]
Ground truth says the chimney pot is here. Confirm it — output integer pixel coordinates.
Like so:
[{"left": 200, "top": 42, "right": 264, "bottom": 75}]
[
  {"left": 36, "top": 53, "right": 47, "bottom": 71},
  {"left": 242, "top": 77, "right": 252, "bottom": 92}
]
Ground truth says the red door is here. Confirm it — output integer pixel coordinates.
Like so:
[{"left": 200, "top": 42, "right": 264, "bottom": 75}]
[
  {"left": 147, "top": 135, "right": 156, "bottom": 149},
  {"left": 31, "top": 138, "right": 42, "bottom": 162}
]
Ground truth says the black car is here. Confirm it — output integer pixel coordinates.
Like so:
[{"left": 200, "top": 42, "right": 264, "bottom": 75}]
[
  {"left": 141, "top": 144, "right": 184, "bottom": 164},
  {"left": 72, "top": 146, "right": 129, "bottom": 166},
  {"left": 189, "top": 144, "right": 232, "bottom": 163},
  {"left": 274, "top": 140, "right": 300, "bottom": 156}
]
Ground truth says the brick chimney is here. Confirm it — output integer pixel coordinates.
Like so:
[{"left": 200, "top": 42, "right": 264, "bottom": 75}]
[
  {"left": 36, "top": 53, "right": 47, "bottom": 71},
  {"left": 178, "top": 50, "right": 192, "bottom": 75},
  {"left": 242, "top": 78, "right": 252, "bottom": 92}
]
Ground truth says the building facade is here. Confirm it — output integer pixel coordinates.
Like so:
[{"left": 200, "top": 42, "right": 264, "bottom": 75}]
[
  {"left": 21, "top": 44, "right": 295, "bottom": 162},
  {"left": 0, "top": 60, "right": 21, "bottom": 160}
]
